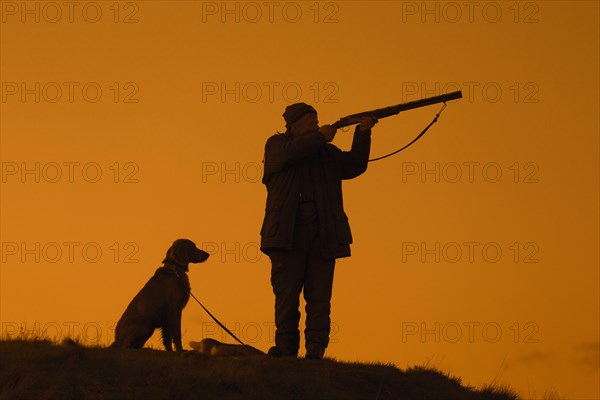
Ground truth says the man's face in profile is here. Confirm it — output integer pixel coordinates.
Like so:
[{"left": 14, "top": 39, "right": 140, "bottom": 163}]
[{"left": 291, "top": 112, "right": 319, "bottom": 136}]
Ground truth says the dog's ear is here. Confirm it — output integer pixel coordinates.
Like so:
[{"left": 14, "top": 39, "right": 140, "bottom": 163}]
[{"left": 162, "top": 239, "right": 190, "bottom": 266}]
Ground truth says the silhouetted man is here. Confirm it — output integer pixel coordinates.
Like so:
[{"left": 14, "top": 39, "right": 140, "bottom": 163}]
[{"left": 260, "top": 102, "right": 377, "bottom": 359}]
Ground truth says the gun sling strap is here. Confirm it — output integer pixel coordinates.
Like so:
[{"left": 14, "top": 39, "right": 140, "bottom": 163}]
[{"left": 368, "top": 101, "right": 447, "bottom": 162}]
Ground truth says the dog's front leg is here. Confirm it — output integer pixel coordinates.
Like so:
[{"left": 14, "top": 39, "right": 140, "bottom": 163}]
[
  {"left": 161, "top": 326, "right": 174, "bottom": 351},
  {"left": 172, "top": 309, "right": 184, "bottom": 351}
]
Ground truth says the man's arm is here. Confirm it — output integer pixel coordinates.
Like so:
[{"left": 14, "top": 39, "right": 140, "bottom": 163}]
[{"left": 338, "top": 117, "right": 377, "bottom": 179}]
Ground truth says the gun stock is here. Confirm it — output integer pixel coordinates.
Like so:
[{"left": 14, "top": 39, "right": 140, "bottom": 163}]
[{"left": 330, "top": 90, "right": 462, "bottom": 129}]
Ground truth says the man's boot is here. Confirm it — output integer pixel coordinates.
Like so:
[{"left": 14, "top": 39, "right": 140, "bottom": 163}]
[
  {"left": 305, "top": 344, "right": 325, "bottom": 360},
  {"left": 268, "top": 346, "right": 298, "bottom": 358}
]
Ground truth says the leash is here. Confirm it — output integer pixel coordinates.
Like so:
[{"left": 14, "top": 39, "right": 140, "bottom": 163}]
[
  {"left": 169, "top": 265, "right": 246, "bottom": 346},
  {"left": 187, "top": 290, "right": 246, "bottom": 346},
  {"left": 368, "top": 102, "right": 447, "bottom": 162}
]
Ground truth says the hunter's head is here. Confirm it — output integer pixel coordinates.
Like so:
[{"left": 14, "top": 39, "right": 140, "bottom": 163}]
[{"left": 283, "top": 102, "right": 318, "bottom": 136}]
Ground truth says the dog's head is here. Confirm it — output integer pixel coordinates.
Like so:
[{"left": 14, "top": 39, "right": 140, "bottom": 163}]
[{"left": 162, "top": 239, "right": 209, "bottom": 271}]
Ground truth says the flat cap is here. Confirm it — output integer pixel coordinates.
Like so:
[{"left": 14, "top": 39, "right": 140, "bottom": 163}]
[{"left": 283, "top": 102, "right": 317, "bottom": 125}]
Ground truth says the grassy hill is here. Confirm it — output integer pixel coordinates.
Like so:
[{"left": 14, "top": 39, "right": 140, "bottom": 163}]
[{"left": 0, "top": 339, "right": 519, "bottom": 400}]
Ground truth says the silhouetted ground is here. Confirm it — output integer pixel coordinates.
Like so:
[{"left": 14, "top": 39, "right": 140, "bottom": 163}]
[{"left": 0, "top": 339, "right": 520, "bottom": 400}]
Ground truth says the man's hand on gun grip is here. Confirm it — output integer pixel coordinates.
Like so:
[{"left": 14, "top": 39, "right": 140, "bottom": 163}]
[{"left": 357, "top": 116, "right": 378, "bottom": 132}]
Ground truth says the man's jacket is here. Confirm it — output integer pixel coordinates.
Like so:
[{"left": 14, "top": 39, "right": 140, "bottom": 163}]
[{"left": 260, "top": 127, "right": 371, "bottom": 259}]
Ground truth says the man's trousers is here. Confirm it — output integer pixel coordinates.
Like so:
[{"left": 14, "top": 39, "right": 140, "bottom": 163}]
[{"left": 269, "top": 203, "right": 336, "bottom": 355}]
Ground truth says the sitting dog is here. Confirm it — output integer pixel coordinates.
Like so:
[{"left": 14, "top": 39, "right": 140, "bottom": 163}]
[
  {"left": 111, "top": 239, "right": 209, "bottom": 351},
  {"left": 189, "top": 338, "right": 265, "bottom": 357}
]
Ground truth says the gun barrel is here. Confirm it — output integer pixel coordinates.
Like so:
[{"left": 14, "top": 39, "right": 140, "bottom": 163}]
[{"left": 331, "top": 90, "right": 462, "bottom": 129}]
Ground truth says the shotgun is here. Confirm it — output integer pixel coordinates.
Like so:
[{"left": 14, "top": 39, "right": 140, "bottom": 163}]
[{"left": 330, "top": 90, "right": 462, "bottom": 129}]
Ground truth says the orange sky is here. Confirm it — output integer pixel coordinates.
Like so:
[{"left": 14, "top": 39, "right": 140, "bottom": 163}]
[{"left": 1, "top": 1, "right": 599, "bottom": 398}]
